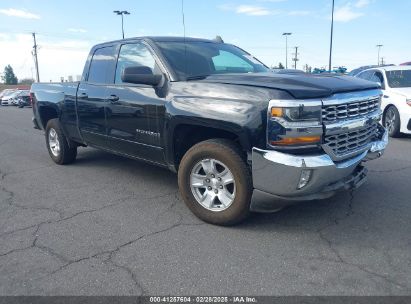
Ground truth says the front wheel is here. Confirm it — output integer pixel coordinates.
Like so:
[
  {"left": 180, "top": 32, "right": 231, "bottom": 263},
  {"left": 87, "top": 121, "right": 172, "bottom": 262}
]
[
  {"left": 383, "top": 106, "right": 401, "bottom": 138},
  {"left": 178, "top": 139, "right": 252, "bottom": 226},
  {"left": 45, "top": 119, "right": 77, "bottom": 165}
]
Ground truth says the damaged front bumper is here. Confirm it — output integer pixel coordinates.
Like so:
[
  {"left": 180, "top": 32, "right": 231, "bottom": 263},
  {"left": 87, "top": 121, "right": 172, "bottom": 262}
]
[{"left": 250, "top": 127, "right": 388, "bottom": 212}]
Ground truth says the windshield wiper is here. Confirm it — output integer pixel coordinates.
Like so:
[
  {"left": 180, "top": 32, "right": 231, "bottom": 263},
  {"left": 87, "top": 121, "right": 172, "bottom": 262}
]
[{"left": 186, "top": 75, "right": 210, "bottom": 81}]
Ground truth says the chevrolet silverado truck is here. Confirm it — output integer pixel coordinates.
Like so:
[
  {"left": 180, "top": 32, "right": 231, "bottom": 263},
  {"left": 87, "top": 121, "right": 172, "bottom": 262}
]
[{"left": 31, "top": 37, "right": 388, "bottom": 225}]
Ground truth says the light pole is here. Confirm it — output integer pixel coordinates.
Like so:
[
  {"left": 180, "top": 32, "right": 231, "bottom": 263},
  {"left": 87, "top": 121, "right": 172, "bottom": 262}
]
[
  {"left": 329, "top": 0, "right": 335, "bottom": 72},
  {"left": 376, "top": 44, "right": 383, "bottom": 66},
  {"left": 113, "top": 10, "right": 130, "bottom": 39},
  {"left": 282, "top": 33, "right": 292, "bottom": 69}
]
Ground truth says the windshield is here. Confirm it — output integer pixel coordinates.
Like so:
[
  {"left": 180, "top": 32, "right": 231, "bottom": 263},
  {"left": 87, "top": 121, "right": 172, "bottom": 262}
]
[
  {"left": 156, "top": 41, "right": 269, "bottom": 80},
  {"left": 18, "top": 90, "right": 30, "bottom": 96},
  {"left": 386, "top": 70, "right": 411, "bottom": 88},
  {"left": 3, "top": 91, "right": 16, "bottom": 97},
  {"left": 9, "top": 91, "right": 21, "bottom": 98}
]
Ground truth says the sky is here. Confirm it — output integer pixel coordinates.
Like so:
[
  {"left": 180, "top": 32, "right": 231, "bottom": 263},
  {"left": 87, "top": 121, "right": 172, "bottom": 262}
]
[{"left": 0, "top": 0, "right": 410, "bottom": 82}]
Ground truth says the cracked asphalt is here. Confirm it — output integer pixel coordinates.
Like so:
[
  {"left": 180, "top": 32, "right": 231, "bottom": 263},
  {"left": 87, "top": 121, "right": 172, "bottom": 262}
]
[{"left": 0, "top": 106, "right": 410, "bottom": 296}]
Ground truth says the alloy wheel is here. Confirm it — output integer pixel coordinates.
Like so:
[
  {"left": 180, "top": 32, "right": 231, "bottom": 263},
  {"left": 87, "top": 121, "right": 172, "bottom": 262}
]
[
  {"left": 48, "top": 128, "right": 60, "bottom": 157},
  {"left": 190, "top": 158, "right": 236, "bottom": 212}
]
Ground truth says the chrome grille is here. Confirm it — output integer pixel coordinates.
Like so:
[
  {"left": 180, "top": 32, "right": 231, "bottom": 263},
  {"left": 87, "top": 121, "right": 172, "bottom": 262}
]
[
  {"left": 324, "top": 124, "right": 379, "bottom": 157},
  {"left": 322, "top": 97, "right": 380, "bottom": 122}
]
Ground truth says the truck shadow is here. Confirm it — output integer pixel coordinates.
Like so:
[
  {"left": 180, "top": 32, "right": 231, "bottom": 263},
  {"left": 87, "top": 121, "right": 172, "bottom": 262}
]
[
  {"left": 71, "top": 147, "right": 407, "bottom": 240},
  {"left": 241, "top": 175, "right": 406, "bottom": 239},
  {"left": 397, "top": 134, "right": 411, "bottom": 140},
  {"left": 72, "top": 148, "right": 177, "bottom": 186},
  {"left": 245, "top": 194, "right": 351, "bottom": 230}
]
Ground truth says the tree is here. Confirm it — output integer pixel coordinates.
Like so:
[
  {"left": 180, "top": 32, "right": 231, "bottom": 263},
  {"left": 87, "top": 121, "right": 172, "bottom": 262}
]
[
  {"left": 19, "top": 78, "right": 35, "bottom": 85},
  {"left": 2, "top": 65, "right": 18, "bottom": 84}
]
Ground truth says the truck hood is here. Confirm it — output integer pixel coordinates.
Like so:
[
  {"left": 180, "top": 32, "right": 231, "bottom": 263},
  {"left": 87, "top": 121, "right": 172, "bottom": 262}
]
[{"left": 198, "top": 72, "right": 380, "bottom": 99}]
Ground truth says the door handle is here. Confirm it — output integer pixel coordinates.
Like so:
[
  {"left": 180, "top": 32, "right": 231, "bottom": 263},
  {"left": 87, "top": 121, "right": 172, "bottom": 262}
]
[
  {"left": 79, "top": 92, "right": 88, "bottom": 99},
  {"left": 108, "top": 95, "right": 119, "bottom": 103}
]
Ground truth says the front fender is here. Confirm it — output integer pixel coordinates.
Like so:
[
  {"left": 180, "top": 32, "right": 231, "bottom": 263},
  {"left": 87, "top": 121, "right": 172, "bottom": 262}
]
[{"left": 163, "top": 96, "right": 267, "bottom": 168}]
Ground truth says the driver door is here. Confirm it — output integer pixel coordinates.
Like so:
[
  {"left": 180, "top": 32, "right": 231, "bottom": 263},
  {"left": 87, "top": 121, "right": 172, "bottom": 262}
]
[{"left": 105, "top": 42, "right": 166, "bottom": 164}]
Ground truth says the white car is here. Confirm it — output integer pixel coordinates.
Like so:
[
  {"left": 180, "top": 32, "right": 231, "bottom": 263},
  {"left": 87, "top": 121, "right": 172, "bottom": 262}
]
[
  {"left": 1, "top": 90, "right": 28, "bottom": 106},
  {"left": 0, "top": 89, "right": 17, "bottom": 105},
  {"left": 1, "top": 90, "right": 21, "bottom": 106},
  {"left": 356, "top": 66, "right": 411, "bottom": 137}
]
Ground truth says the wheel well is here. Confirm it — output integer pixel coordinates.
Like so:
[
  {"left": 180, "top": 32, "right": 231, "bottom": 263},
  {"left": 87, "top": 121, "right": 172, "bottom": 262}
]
[
  {"left": 382, "top": 104, "right": 395, "bottom": 120},
  {"left": 173, "top": 124, "right": 244, "bottom": 167},
  {"left": 39, "top": 106, "right": 58, "bottom": 129}
]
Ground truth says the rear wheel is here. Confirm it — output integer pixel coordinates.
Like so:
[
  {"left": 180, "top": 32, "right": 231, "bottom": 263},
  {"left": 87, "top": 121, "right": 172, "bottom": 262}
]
[
  {"left": 384, "top": 106, "right": 401, "bottom": 137},
  {"left": 178, "top": 139, "right": 252, "bottom": 226},
  {"left": 45, "top": 119, "right": 77, "bottom": 165}
]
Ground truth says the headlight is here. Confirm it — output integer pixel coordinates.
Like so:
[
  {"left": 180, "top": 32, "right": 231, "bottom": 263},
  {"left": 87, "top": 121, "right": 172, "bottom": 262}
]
[
  {"left": 407, "top": 99, "right": 411, "bottom": 106},
  {"left": 267, "top": 101, "right": 323, "bottom": 148},
  {"left": 271, "top": 105, "right": 321, "bottom": 122}
]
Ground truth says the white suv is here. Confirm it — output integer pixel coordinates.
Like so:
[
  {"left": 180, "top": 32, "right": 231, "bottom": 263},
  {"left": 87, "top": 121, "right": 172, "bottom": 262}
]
[{"left": 356, "top": 66, "right": 411, "bottom": 137}]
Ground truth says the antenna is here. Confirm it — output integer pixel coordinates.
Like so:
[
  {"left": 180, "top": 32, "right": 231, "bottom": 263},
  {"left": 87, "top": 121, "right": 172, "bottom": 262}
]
[
  {"left": 181, "top": 0, "right": 186, "bottom": 39},
  {"left": 181, "top": 0, "right": 188, "bottom": 78}
]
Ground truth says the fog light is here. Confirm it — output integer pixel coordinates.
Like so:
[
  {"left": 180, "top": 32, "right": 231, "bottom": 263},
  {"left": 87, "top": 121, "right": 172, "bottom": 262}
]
[{"left": 297, "top": 169, "right": 312, "bottom": 190}]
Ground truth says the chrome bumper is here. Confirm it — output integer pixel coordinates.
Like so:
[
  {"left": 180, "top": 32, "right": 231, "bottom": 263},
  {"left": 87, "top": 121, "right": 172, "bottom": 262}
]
[{"left": 250, "top": 127, "right": 388, "bottom": 212}]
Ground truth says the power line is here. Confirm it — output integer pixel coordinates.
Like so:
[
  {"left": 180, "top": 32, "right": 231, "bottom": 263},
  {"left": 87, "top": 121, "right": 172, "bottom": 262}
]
[
  {"left": 376, "top": 44, "right": 383, "bottom": 66},
  {"left": 32, "top": 33, "right": 40, "bottom": 82},
  {"left": 292, "top": 46, "right": 299, "bottom": 69},
  {"left": 0, "top": 28, "right": 102, "bottom": 42}
]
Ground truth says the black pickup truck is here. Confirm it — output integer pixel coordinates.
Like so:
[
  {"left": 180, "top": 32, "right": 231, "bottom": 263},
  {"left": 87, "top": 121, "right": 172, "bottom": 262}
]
[{"left": 31, "top": 37, "right": 388, "bottom": 225}]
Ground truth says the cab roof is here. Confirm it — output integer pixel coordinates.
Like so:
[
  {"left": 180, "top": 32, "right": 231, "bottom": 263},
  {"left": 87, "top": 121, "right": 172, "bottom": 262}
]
[
  {"left": 94, "top": 36, "right": 217, "bottom": 48},
  {"left": 378, "top": 65, "right": 411, "bottom": 72}
]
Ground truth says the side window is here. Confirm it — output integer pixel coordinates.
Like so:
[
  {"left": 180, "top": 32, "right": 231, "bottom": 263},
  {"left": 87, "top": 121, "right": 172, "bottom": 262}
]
[
  {"left": 368, "top": 71, "right": 383, "bottom": 84},
  {"left": 374, "top": 72, "right": 384, "bottom": 84},
  {"left": 212, "top": 50, "right": 253, "bottom": 73},
  {"left": 369, "top": 73, "right": 380, "bottom": 83},
  {"left": 115, "top": 43, "right": 158, "bottom": 84},
  {"left": 357, "top": 70, "right": 372, "bottom": 80},
  {"left": 88, "top": 46, "right": 116, "bottom": 84}
]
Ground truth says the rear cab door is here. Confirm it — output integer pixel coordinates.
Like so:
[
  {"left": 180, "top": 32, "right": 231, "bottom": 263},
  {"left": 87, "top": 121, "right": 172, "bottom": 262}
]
[{"left": 77, "top": 44, "right": 117, "bottom": 147}]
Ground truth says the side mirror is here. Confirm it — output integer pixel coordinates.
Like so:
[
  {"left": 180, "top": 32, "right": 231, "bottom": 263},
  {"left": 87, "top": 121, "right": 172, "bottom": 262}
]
[{"left": 121, "top": 66, "right": 162, "bottom": 86}]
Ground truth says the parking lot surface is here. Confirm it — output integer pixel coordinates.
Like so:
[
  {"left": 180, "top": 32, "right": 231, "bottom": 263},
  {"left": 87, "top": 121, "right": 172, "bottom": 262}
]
[{"left": 0, "top": 106, "right": 410, "bottom": 296}]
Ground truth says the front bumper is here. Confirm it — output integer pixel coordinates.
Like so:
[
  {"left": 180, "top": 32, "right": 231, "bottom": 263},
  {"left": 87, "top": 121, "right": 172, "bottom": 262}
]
[
  {"left": 400, "top": 110, "right": 411, "bottom": 134},
  {"left": 250, "top": 127, "right": 388, "bottom": 212}
]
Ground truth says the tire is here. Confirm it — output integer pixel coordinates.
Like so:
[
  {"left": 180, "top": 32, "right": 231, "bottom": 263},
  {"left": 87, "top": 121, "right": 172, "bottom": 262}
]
[
  {"left": 178, "top": 139, "right": 252, "bottom": 226},
  {"left": 45, "top": 119, "right": 77, "bottom": 165},
  {"left": 383, "top": 105, "right": 401, "bottom": 138}
]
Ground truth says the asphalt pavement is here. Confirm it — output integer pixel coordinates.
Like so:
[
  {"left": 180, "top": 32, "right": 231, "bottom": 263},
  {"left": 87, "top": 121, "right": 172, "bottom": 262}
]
[{"left": 0, "top": 106, "right": 410, "bottom": 296}]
